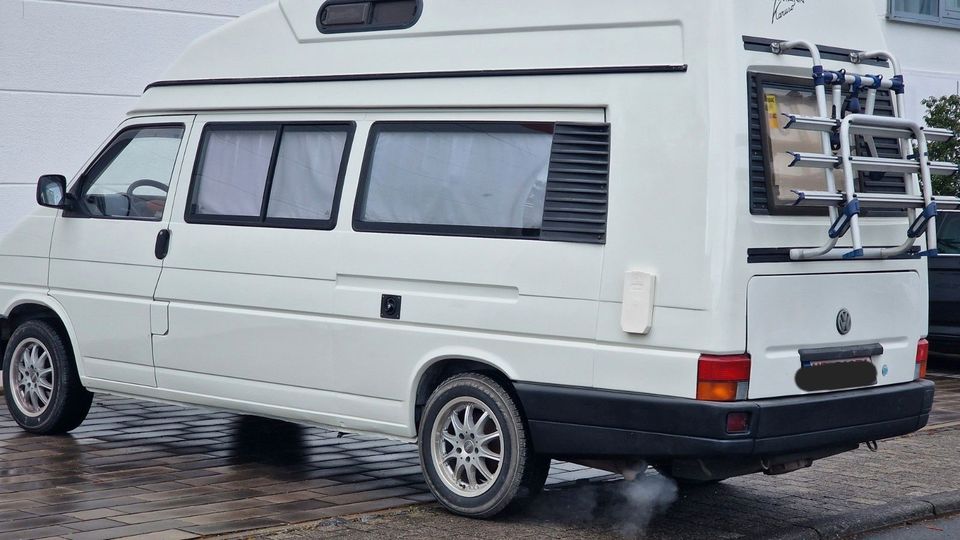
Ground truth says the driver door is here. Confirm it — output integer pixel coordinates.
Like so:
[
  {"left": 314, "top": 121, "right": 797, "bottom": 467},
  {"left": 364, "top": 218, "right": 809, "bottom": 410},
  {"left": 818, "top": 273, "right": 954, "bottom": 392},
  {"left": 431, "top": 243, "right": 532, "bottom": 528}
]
[{"left": 48, "top": 116, "right": 194, "bottom": 387}]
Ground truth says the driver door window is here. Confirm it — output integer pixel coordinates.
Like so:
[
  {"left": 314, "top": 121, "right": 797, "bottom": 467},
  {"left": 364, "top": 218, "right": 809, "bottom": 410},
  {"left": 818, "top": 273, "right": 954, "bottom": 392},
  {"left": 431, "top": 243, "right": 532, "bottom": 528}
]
[{"left": 74, "top": 125, "right": 185, "bottom": 220}]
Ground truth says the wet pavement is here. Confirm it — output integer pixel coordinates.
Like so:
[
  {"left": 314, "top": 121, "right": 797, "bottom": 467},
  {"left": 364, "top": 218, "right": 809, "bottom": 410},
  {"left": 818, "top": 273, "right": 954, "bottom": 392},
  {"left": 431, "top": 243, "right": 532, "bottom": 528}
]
[
  {"left": 0, "top": 361, "right": 957, "bottom": 540},
  {"left": 927, "top": 354, "right": 960, "bottom": 427},
  {"left": 0, "top": 394, "right": 607, "bottom": 540}
]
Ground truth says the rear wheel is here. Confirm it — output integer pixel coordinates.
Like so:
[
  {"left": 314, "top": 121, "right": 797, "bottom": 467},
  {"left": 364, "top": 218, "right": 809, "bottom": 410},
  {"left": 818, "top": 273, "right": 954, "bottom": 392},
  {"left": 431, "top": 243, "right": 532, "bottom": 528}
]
[
  {"left": 3, "top": 320, "right": 92, "bottom": 434},
  {"left": 418, "top": 373, "right": 549, "bottom": 518}
]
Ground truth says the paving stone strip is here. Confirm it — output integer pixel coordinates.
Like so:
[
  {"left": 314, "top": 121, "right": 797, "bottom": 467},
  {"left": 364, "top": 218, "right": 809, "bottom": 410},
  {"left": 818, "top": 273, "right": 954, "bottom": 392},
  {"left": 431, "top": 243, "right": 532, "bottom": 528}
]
[
  {"left": 0, "top": 393, "right": 607, "bottom": 539},
  {"left": 248, "top": 424, "right": 960, "bottom": 540},
  {"left": 0, "top": 371, "right": 956, "bottom": 539}
]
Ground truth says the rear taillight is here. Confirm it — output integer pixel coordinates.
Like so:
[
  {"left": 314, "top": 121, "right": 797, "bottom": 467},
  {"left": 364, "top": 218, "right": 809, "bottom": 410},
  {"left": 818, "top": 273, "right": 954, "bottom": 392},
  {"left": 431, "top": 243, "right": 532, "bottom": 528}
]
[
  {"left": 697, "top": 354, "right": 751, "bottom": 401},
  {"left": 916, "top": 339, "right": 929, "bottom": 380}
]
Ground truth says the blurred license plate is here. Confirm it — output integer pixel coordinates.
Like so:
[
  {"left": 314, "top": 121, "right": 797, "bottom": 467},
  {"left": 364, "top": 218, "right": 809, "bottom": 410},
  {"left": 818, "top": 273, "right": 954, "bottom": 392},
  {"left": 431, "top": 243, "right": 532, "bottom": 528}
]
[{"left": 797, "top": 357, "right": 877, "bottom": 391}]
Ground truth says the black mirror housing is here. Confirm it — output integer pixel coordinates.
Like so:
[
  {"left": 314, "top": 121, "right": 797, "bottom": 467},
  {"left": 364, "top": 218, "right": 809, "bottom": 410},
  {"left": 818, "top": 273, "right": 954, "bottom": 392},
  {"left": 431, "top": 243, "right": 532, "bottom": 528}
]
[{"left": 36, "top": 175, "right": 70, "bottom": 209}]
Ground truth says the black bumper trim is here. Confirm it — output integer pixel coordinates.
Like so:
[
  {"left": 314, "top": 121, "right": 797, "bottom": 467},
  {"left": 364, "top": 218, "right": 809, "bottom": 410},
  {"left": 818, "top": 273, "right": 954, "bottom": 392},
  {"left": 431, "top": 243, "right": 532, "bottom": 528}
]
[
  {"left": 798, "top": 343, "right": 883, "bottom": 364},
  {"left": 516, "top": 380, "right": 934, "bottom": 458}
]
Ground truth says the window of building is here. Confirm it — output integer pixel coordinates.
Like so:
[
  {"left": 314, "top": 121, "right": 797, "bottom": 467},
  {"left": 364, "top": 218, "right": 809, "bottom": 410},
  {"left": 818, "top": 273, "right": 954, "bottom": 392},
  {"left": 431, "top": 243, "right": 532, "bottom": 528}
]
[
  {"left": 188, "top": 123, "right": 353, "bottom": 228},
  {"left": 74, "top": 125, "right": 184, "bottom": 221},
  {"left": 354, "top": 121, "right": 611, "bottom": 243},
  {"left": 889, "top": 0, "right": 960, "bottom": 28}
]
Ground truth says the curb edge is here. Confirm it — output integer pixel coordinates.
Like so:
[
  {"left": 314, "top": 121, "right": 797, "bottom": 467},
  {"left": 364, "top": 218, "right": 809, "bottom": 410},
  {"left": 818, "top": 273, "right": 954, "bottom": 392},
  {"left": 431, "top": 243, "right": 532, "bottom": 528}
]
[{"left": 765, "top": 489, "right": 960, "bottom": 539}]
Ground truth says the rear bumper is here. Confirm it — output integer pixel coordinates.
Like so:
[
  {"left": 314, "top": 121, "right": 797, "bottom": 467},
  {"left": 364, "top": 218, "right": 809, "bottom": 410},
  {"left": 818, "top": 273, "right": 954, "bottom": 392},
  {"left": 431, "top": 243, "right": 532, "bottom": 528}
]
[{"left": 516, "top": 379, "right": 934, "bottom": 459}]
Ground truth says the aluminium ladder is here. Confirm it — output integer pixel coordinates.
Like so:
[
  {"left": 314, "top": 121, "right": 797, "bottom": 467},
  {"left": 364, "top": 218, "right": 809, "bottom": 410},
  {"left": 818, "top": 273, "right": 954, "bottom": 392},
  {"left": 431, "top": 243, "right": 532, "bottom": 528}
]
[{"left": 771, "top": 40, "right": 960, "bottom": 261}]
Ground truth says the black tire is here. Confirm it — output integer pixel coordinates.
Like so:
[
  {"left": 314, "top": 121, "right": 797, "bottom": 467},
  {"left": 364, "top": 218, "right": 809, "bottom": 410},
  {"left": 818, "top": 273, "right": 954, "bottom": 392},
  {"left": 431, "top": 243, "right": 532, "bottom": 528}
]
[
  {"left": 418, "top": 373, "right": 549, "bottom": 518},
  {"left": 3, "top": 319, "right": 93, "bottom": 434}
]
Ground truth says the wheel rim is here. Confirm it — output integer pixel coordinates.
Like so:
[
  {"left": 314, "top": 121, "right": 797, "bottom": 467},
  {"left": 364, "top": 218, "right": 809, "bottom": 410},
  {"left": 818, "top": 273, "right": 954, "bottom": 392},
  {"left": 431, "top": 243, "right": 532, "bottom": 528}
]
[
  {"left": 9, "top": 338, "right": 55, "bottom": 418},
  {"left": 430, "top": 396, "right": 504, "bottom": 498}
]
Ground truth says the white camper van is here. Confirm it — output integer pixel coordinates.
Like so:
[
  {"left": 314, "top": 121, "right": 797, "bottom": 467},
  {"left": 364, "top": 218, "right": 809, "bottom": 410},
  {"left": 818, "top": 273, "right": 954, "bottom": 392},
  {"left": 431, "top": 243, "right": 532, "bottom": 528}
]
[{"left": 1, "top": 0, "right": 955, "bottom": 518}]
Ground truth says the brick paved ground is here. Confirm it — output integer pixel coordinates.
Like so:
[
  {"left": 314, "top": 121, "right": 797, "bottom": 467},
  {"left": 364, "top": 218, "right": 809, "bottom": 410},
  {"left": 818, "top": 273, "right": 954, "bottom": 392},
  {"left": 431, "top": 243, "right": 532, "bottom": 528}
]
[
  {"left": 258, "top": 426, "right": 960, "bottom": 540},
  {"left": 0, "top": 369, "right": 956, "bottom": 540},
  {"left": 253, "top": 371, "right": 960, "bottom": 540},
  {"left": 0, "top": 395, "right": 606, "bottom": 540}
]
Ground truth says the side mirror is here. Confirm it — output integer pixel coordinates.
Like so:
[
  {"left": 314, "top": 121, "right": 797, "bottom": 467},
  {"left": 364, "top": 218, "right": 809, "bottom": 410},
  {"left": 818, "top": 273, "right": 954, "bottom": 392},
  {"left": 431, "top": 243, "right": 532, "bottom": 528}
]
[{"left": 36, "top": 175, "right": 71, "bottom": 210}]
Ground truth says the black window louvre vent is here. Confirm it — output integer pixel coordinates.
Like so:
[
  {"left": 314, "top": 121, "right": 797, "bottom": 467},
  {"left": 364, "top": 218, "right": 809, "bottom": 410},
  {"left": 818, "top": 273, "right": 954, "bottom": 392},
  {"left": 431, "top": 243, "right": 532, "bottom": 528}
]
[
  {"left": 541, "top": 123, "right": 610, "bottom": 244},
  {"left": 749, "top": 74, "right": 906, "bottom": 216},
  {"left": 748, "top": 75, "right": 770, "bottom": 213}
]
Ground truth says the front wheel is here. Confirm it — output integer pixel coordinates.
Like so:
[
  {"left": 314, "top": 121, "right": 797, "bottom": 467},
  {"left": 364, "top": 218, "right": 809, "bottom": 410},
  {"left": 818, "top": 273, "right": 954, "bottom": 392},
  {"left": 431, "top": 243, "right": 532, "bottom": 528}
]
[
  {"left": 3, "top": 320, "right": 93, "bottom": 434},
  {"left": 418, "top": 373, "right": 549, "bottom": 518}
]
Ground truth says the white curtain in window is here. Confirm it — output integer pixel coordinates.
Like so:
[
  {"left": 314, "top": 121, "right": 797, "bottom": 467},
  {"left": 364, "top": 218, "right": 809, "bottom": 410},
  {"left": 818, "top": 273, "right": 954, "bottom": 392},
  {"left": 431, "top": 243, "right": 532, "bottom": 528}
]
[
  {"left": 895, "top": 0, "right": 939, "bottom": 15},
  {"left": 196, "top": 130, "right": 276, "bottom": 217},
  {"left": 267, "top": 130, "right": 347, "bottom": 220},
  {"left": 362, "top": 128, "right": 553, "bottom": 229}
]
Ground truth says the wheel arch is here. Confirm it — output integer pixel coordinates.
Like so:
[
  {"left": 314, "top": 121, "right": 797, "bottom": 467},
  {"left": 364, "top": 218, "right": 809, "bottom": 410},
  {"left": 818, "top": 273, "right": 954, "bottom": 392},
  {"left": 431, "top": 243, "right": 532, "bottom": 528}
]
[
  {"left": 1, "top": 295, "right": 85, "bottom": 378},
  {"left": 409, "top": 350, "right": 520, "bottom": 434}
]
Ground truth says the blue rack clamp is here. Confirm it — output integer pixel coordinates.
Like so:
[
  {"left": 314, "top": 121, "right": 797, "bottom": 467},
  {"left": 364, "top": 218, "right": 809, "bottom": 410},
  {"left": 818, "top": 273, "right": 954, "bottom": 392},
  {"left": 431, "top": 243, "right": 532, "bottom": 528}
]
[
  {"left": 909, "top": 202, "right": 938, "bottom": 238},
  {"left": 827, "top": 69, "right": 846, "bottom": 86},
  {"left": 812, "top": 66, "right": 847, "bottom": 86},
  {"left": 791, "top": 189, "right": 806, "bottom": 206},
  {"left": 868, "top": 74, "right": 884, "bottom": 89},
  {"left": 891, "top": 74, "right": 905, "bottom": 95},
  {"left": 828, "top": 198, "right": 861, "bottom": 239},
  {"left": 847, "top": 75, "right": 863, "bottom": 114},
  {"left": 844, "top": 248, "right": 865, "bottom": 259},
  {"left": 812, "top": 65, "right": 826, "bottom": 86}
]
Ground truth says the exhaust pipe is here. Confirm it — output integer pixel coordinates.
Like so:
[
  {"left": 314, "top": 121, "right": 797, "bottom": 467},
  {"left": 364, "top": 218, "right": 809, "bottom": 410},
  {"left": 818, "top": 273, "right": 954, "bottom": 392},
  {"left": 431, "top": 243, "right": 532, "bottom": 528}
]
[{"left": 569, "top": 459, "right": 648, "bottom": 481}]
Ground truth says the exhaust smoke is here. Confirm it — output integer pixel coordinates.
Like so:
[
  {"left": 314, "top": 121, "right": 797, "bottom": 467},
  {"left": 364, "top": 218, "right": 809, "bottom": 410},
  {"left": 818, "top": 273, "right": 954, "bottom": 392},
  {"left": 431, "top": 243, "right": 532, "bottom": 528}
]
[{"left": 522, "top": 465, "right": 678, "bottom": 538}]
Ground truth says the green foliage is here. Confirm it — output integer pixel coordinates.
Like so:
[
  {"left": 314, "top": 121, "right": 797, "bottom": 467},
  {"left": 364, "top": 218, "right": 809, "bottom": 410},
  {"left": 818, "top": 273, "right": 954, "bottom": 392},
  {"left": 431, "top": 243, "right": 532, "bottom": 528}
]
[{"left": 923, "top": 94, "right": 960, "bottom": 196}]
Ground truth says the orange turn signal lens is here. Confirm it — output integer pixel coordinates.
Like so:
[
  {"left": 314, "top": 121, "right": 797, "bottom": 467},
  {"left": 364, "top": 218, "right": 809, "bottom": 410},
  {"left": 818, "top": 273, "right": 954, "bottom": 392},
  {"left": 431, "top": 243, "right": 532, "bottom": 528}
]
[{"left": 697, "top": 381, "right": 740, "bottom": 401}]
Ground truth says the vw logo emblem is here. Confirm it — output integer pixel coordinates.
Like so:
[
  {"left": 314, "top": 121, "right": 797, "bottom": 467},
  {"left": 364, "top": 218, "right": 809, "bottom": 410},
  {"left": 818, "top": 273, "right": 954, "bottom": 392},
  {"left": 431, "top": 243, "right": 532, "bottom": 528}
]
[{"left": 836, "top": 309, "right": 852, "bottom": 335}]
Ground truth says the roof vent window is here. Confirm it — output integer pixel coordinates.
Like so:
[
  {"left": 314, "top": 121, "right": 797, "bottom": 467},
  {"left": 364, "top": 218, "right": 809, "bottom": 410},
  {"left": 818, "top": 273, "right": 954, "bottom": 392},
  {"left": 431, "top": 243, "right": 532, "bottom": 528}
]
[{"left": 317, "top": 0, "right": 421, "bottom": 34}]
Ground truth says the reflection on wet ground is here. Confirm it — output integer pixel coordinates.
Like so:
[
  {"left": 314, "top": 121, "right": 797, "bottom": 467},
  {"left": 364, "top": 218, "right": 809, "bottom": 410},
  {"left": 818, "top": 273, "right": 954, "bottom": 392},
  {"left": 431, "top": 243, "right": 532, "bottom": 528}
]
[
  {"left": 232, "top": 416, "right": 309, "bottom": 467},
  {"left": 0, "top": 360, "right": 956, "bottom": 539},
  {"left": 0, "top": 395, "right": 608, "bottom": 539}
]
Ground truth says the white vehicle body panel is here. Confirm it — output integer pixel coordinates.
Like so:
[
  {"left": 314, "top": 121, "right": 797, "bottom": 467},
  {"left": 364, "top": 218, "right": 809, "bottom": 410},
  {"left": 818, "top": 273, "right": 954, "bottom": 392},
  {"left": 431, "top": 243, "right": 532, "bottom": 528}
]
[
  {"left": 0, "top": 0, "right": 934, "bottom": 444},
  {"left": 748, "top": 272, "right": 924, "bottom": 399},
  {"left": 46, "top": 116, "right": 195, "bottom": 387}
]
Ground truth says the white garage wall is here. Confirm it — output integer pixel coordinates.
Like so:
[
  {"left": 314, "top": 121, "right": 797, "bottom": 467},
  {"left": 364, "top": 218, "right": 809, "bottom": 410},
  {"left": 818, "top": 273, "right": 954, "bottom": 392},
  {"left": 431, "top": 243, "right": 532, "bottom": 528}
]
[{"left": 0, "top": 0, "right": 271, "bottom": 233}]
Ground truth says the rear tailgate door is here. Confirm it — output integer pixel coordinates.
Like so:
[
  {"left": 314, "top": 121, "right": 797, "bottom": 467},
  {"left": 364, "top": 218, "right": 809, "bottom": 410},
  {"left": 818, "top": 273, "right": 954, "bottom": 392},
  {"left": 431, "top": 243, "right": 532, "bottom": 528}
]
[{"left": 748, "top": 271, "right": 924, "bottom": 399}]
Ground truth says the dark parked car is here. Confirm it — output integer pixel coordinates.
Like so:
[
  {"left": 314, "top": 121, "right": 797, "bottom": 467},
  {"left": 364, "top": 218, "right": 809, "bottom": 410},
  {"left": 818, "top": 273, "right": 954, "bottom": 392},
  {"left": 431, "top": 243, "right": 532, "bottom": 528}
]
[{"left": 929, "top": 212, "right": 960, "bottom": 353}]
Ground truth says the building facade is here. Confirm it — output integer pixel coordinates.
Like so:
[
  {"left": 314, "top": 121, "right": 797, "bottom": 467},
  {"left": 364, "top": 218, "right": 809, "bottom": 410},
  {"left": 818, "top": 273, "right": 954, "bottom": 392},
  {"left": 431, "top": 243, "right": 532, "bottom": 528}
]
[
  {"left": 882, "top": 0, "right": 960, "bottom": 119},
  {"left": 0, "top": 0, "right": 271, "bottom": 233},
  {"left": 0, "top": 0, "right": 958, "bottom": 235}
]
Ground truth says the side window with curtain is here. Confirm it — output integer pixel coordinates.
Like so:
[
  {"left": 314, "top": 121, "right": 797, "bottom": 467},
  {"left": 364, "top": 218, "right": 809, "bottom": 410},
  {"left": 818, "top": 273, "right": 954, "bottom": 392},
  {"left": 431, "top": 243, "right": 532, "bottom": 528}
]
[
  {"left": 358, "top": 123, "right": 554, "bottom": 233},
  {"left": 355, "top": 121, "right": 610, "bottom": 243},
  {"left": 187, "top": 123, "right": 353, "bottom": 228}
]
